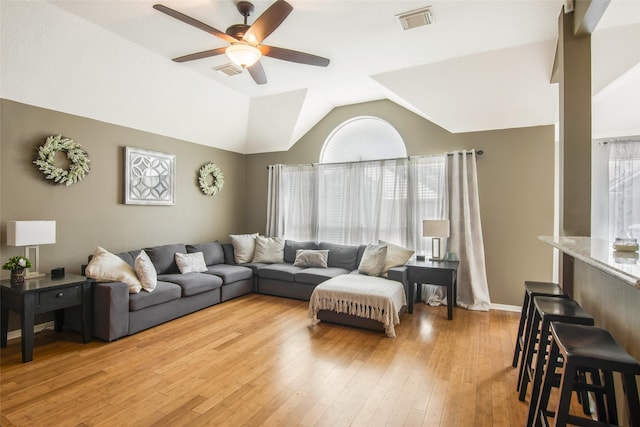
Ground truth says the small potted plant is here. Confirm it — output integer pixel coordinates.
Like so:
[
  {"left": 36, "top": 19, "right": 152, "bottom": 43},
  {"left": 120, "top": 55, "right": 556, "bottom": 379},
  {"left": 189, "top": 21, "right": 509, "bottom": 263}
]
[{"left": 2, "top": 256, "right": 32, "bottom": 284}]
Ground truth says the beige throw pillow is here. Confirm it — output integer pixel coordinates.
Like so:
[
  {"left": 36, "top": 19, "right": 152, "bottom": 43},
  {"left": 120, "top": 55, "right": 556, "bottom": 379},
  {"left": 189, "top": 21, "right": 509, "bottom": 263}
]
[
  {"left": 252, "top": 236, "right": 284, "bottom": 263},
  {"left": 230, "top": 233, "right": 259, "bottom": 264},
  {"left": 379, "top": 240, "right": 415, "bottom": 277},
  {"left": 175, "top": 252, "right": 208, "bottom": 274},
  {"left": 293, "top": 249, "right": 329, "bottom": 268},
  {"left": 135, "top": 249, "right": 157, "bottom": 292},
  {"left": 85, "top": 246, "right": 142, "bottom": 294},
  {"left": 358, "top": 244, "right": 388, "bottom": 276}
]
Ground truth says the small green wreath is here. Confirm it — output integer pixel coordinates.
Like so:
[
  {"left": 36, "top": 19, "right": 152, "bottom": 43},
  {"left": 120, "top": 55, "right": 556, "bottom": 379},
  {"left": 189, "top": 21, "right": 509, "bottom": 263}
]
[
  {"left": 33, "top": 135, "right": 90, "bottom": 186},
  {"left": 198, "top": 162, "right": 224, "bottom": 196}
]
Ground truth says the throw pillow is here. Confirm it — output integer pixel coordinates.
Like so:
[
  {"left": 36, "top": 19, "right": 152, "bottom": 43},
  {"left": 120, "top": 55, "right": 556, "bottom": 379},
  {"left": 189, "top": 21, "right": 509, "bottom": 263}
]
[
  {"left": 85, "top": 246, "right": 142, "bottom": 294},
  {"left": 379, "top": 240, "right": 415, "bottom": 277},
  {"left": 358, "top": 244, "right": 388, "bottom": 276},
  {"left": 135, "top": 250, "right": 157, "bottom": 292},
  {"left": 252, "top": 236, "right": 284, "bottom": 263},
  {"left": 175, "top": 252, "right": 208, "bottom": 274},
  {"left": 293, "top": 249, "right": 329, "bottom": 268},
  {"left": 230, "top": 233, "right": 259, "bottom": 264}
]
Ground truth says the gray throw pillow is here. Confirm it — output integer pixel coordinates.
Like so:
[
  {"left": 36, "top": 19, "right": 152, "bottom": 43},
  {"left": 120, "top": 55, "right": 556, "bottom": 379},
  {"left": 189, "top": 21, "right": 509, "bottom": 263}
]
[
  {"left": 284, "top": 240, "right": 318, "bottom": 263},
  {"left": 358, "top": 244, "right": 388, "bottom": 276},
  {"left": 293, "top": 249, "right": 329, "bottom": 268}
]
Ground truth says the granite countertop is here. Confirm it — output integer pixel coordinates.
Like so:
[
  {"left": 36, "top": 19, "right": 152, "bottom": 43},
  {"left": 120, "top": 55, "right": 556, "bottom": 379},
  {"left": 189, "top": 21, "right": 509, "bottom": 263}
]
[{"left": 538, "top": 236, "right": 640, "bottom": 289}]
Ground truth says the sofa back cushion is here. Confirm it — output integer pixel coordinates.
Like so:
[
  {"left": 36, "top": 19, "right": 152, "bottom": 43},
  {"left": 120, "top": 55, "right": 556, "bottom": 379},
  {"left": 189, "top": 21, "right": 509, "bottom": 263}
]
[
  {"left": 144, "top": 243, "right": 186, "bottom": 274},
  {"left": 284, "top": 240, "right": 318, "bottom": 263},
  {"left": 319, "top": 242, "right": 360, "bottom": 270},
  {"left": 187, "top": 242, "right": 224, "bottom": 266}
]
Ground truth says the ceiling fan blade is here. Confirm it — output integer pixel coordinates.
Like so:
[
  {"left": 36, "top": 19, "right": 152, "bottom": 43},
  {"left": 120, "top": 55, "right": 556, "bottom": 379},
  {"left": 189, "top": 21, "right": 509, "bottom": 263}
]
[
  {"left": 242, "top": 0, "right": 293, "bottom": 45},
  {"left": 172, "top": 47, "right": 227, "bottom": 63},
  {"left": 259, "top": 45, "right": 330, "bottom": 67},
  {"left": 247, "top": 61, "right": 267, "bottom": 85},
  {"left": 153, "top": 4, "right": 238, "bottom": 45}
]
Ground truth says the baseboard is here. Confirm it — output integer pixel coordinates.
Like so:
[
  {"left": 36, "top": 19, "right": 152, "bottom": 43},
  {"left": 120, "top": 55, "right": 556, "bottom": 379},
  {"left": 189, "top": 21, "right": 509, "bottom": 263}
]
[
  {"left": 491, "top": 303, "right": 521, "bottom": 312},
  {"left": 6, "top": 321, "right": 55, "bottom": 341}
]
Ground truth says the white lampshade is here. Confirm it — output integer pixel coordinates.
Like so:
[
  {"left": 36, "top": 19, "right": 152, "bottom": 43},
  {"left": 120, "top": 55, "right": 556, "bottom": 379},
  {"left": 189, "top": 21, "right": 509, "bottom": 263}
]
[
  {"left": 225, "top": 44, "right": 262, "bottom": 68},
  {"left": 7, "top": 221, "right": 56, "bottom": 246},
  {"left": 422, "top": 219, "right": 450, "bottom": 238}
]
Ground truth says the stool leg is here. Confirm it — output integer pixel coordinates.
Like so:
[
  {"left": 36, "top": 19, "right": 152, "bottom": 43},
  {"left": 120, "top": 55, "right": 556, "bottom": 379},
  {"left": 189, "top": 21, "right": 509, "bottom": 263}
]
[
  {"left": 553, "top": 360, "right": 578, "bottom": 427},
  {"left": 518, "top": 309, "right": 540, "bottom": 397},
  {"left": 588, "top": 368, "right": 608, "bottom": 421},
  {"left": 512, "top": 292, "right": 530, "bottom": 367},
  {"left": 526, "top": 318, "right": 551, "bottom": 427},
  {"left": 532, "top": 338, "right": 560, "bottom": 427},
  {"left": 603, "top": 369, "right": 618, "bottom": 424},
  {"left": 622, "top": 373, "right": 640, "bottom": 427}
]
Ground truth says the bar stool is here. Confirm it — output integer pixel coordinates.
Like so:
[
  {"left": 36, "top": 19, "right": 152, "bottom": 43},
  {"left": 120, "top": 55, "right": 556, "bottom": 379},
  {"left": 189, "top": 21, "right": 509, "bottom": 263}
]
[
  {"left": 518, "top": 297, "right": 595, "bottom": 427},
  {"left": 533, "top": 322, "right": 640, "bottom": 427},
  {"left": 512, "top": 281, "right": 567, "bottom": 368}
]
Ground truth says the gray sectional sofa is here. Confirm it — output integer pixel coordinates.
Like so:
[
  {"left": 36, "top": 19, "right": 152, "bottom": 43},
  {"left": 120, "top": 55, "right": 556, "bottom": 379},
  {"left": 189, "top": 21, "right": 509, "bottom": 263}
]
[{"left": 88, "top": 240, "right": 408, "bottom": 341}]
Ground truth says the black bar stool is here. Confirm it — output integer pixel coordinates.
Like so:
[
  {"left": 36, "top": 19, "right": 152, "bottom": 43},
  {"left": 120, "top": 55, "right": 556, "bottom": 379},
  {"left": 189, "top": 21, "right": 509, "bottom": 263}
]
[
  {"left": 512, "top": 281, "right": 567, "bottom": 368},
  {"left": 533, "top": 322, "right": 640, "bottom": 427},
  {"left": 518, "top": 296, "right": 595, "bottom": 427}
]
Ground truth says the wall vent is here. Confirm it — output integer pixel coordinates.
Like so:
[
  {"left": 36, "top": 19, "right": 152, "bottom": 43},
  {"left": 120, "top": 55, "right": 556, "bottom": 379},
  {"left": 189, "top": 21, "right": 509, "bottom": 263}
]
[
  {"left": 214, "top": 63, "right": 242, "bottom": 76},
  {"left": 396, "top": 6, "right": 434, "bottom": 30}
]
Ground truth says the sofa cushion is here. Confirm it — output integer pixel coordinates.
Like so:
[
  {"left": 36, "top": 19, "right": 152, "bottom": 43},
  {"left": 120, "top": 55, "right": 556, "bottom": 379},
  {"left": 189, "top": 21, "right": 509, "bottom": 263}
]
[
  {"left": 284, "top": 240, "right": 318, "bottom": 263},
  {"left": 187, "top": 242, "right": 224, "bottom": 265},
  {"left": 295, "top": 267, "right": 351, "bottom": 285},
  {"left": 230, "top": 233, "right": 259, "bottom": 264},
  {"left": 379, "top": 240, "right": 414, "bottom": 277},
  {"left": 135, "top": 250, "right": 157, "bottom": 292},
  {"left": 293, "top": 249, "right": 329, "bottom": 268},
  {"left": 145, "top": 244, "right": 186, "bottom": 275},
  {"left": 319, "top": 242, "right": 360, "bottom": 270},
  {"left": 116, "top": 250, "right": 141, "bottom": 268},
  {"left": 252, "top": 236, "right": 284, "bottom": 263},
  {"left": 257, "top": 263, "right": 305, "bottom": 282},
  {"left": 129, "top": 281, "right": 181, "bottom": 311},
  {"left": 175, "top": 252, "right": 208, "bottom": 274},
  {"left": 158, "top": 272, "right": 223, "bottom": 297},
  {"left": 358, "top": 244, "right": 388, "bottom": 277},
  {"left": 86, "top": 246, "right": 142, "bottom": 294},
  {"left": 206, "top": 264, "right": 253, "bottom": 283}
]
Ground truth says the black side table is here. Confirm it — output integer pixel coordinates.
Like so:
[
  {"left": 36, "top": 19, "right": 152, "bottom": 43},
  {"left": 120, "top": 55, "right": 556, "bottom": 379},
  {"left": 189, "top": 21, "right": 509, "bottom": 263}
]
[
  {"left": 1, "top": 273, "right": 92, "bottom": 362},
  {"left": 405, "top": 259, "right": 459, "bottom": 320}
]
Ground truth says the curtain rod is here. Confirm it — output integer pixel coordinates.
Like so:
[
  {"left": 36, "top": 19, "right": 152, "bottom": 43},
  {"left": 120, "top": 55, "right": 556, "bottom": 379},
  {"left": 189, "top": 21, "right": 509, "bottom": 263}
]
[{"left": 266, "top": 149, "right": 483, "bottom": 170}]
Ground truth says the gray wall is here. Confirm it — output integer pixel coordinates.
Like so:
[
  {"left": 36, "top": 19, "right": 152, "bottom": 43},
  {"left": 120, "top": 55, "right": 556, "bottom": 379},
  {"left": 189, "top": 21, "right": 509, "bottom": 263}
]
[
  {"left": 1, "top": 99, "right": 247, "bottom": 277},
  {"left": 246, "top": 100, "right": 556, "bottom": 306}
]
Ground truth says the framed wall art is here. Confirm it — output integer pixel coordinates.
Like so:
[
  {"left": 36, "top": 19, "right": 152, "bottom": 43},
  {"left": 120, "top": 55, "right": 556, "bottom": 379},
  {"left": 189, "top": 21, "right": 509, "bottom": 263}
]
[{"left": 124, "top": 147, "right": 176, "bottom": 205}]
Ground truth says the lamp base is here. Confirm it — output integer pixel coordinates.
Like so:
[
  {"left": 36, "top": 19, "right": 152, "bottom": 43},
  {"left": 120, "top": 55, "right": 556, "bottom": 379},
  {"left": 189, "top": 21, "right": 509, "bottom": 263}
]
[{"left": 25, "top": 271, "right": 46, "bottom": 280}]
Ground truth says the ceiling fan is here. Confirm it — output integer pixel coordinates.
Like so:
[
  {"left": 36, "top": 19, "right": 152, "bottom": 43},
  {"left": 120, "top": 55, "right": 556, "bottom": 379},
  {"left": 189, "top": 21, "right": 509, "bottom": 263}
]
[{"left": 153, "top": 0, "right": 330, "bottom": 85}]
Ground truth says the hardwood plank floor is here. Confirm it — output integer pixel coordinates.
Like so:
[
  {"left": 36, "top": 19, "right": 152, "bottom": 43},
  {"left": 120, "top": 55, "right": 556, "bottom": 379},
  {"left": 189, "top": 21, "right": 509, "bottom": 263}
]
[{"left": 1, "top": 294, "right": 535, "bottom": 426}]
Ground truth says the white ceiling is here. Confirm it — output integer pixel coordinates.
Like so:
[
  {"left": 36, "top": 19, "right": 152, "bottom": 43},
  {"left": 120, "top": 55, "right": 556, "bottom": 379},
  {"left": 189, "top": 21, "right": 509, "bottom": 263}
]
[{"left": 3, "top": 1, "right": 639, "bottom": 153}]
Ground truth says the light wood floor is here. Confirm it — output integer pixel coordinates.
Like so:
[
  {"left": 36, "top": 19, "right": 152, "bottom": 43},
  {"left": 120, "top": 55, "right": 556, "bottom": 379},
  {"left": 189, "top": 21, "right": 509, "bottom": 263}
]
[{"left": 1, "top": 294, "right": 532, "bottom": 426}]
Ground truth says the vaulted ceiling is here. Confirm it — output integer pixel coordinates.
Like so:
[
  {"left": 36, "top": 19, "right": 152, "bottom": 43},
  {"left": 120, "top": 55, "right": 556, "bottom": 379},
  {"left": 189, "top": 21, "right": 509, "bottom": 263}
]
[{"left": 2, "top": 1, "right": 639, "bottom": 154}]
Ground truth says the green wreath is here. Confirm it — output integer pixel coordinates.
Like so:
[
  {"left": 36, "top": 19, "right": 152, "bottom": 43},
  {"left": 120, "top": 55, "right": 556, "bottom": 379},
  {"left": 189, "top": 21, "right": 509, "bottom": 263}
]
[
  {"left": 33, "top": 135, "right": 90, "bottom": 186},
  {"left": 198, "top": 162, "right": 224, "bottom": 196}
]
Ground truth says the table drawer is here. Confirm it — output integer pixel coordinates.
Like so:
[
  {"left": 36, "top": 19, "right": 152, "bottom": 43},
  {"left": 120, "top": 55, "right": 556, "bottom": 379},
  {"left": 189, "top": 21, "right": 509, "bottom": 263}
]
[
  {"left": 38, "top": 285, "right": 81, "bottom": 310},
  {"left": 408, "top": 268, "right": 452, "bottom": 284}
]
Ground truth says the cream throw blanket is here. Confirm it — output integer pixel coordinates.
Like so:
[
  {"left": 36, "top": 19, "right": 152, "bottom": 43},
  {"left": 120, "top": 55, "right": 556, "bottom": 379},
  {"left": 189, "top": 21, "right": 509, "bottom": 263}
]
[{"left": 309, "top": 274, "right": 407, "bottom": 337}]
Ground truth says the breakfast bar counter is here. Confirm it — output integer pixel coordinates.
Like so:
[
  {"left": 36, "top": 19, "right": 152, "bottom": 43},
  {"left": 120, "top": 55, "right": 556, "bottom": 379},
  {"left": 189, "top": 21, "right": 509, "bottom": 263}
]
[{"left": 539, "top": 236, "right": 640, "bottom": 362}]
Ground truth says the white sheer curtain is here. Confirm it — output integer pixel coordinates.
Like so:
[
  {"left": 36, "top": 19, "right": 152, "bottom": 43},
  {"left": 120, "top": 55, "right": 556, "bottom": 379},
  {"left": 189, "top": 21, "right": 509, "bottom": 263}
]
[
  {"left": 609, "top": 140, "right": 640, "bottom": 242},
  {"left": 447, "top": 150, "right": 491, "bottom": 311},
  {"left": 317, "top": 159, "right": 409, "bottom": 245}
]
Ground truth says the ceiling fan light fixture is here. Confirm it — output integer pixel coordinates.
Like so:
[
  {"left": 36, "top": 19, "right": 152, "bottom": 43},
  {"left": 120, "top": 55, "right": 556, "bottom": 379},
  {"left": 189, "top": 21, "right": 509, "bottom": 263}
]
[{"left": 225, "top": 44, "right": 262, "bottom": 68}]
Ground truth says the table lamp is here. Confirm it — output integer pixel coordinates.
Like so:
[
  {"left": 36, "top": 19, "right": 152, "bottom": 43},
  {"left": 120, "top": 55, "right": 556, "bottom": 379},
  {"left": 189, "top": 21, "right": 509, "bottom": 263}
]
[
  {"left": 7, "top": 221, "right": 56, "bottom": 279},
  {"left": 422, "top": 219, "right": 450, "bottom": 261}
]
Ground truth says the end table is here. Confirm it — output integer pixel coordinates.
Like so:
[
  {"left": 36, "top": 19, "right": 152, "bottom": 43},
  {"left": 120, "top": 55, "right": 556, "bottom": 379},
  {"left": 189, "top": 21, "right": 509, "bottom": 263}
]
[
  {"left": 1, "top": 273, "right": 92, "bottom": 362},
  {"left": 405, "top": 259, "right": 459, "bottom": 320}
]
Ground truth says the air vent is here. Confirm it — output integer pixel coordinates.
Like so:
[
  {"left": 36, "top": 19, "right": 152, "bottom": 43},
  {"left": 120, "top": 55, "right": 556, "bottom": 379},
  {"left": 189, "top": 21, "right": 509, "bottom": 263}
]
[
  {"left": 396, "top": 6, "right": 434, "bottom": 30},
  {"left": 214, "top": 63, "right": 242, "bottom": 77}
]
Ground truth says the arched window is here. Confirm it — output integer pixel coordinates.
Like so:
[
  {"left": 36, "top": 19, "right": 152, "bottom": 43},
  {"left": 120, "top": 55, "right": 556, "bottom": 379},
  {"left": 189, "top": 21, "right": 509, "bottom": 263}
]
[{"left": 320, "top": 116, "right": 407, "bottom": 163}]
